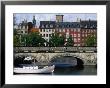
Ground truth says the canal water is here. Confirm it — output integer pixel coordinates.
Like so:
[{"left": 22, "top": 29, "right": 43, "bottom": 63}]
[
  {"left": 53, "top": 65, "right": 97, "bottom": 75},
  {"left": 14, "top": 65, "right": 97, "bottom": 75}
]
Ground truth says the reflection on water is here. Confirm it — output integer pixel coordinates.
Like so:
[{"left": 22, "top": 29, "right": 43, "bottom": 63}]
[{"left": 53, "top": 65, "right": 97, "bottom": 75}]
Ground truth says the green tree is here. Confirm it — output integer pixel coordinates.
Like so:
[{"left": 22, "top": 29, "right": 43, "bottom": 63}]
[
  {"left": 49, "top": 33, "right": 65, "bottom": 47},
  {"left": 14, "top": 35, "right": 20, "bottom": 46},
  {"left": 24, "top": 32, "right": 46, "bottom": 47},
  {"left": 14, "top": 29, "right": 17, "bottom": 35},
  {"left": 59, "top": 35, "right": 65, "bottom": 47},
  {"left": 66, "top": 35, "right": 74, "bottom": 47},
  {"left": 85, "top": 35, "right": 97, "bottom": 46},
  {"left": 20, "top": 35, "right": 28, "bottom": 46}
]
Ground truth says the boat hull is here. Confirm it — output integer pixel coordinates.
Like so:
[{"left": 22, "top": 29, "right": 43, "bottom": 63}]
[{"left": 14, "top": 65, "right": 55, "bottom": 74}]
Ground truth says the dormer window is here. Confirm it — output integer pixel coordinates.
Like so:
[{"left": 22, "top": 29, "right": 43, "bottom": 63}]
[
  {"left": 68, "top": 25, "right": 71, "bottom": 28},
  {"left": 46, "top": 24, "right": 48, "bottom": 28},
  {"left": 85, "top": 25, "right": 87, "bottom": 28},
  {"left": 42, "top": 25, "right": 44, "bottom": 28},
  {"left": 50, "top": 24, "right": 53, "bottom": 28},
  {"left": 56, "top": 25, "right": 59, "bottom": 28}
]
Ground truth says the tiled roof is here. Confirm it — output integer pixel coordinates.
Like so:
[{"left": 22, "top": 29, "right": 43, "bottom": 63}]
[
  {"left": 80, "top": 20, "right": 97, "bottom": 29},
  {"left": 39, "top": 20, "right": 97, "bottom": 29},
  {"left": 39, "top": 21, "right": 56, "bottom": 29},
  {"left": 56, "top": 22, "right": 80, "bottom": 28}
]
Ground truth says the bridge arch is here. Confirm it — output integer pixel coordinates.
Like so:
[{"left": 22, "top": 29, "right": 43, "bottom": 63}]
[{"left": 50, "top": 53, "right": 84, "bottom": 66}]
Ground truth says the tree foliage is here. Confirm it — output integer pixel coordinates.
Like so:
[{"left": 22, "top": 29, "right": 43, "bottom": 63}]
[
  {"left": 85, "top": 35, "right": 97, "bottom": 46},
  {"left": 14, "top": 32, "right": 46, "bottom": 47},
  {"left": 66, "top": 35, "right": 74, "bottom": 47},
  {"left": 49, "top": 33, "right": 65, "bottom": 47},
  {"left": 14, "top": 35, "right": 20, "bottom": 46}
]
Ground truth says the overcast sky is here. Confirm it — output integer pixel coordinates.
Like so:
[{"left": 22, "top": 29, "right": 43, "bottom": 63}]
[{"left": 14, "top": 13, "right": 97, "bottom": 27}]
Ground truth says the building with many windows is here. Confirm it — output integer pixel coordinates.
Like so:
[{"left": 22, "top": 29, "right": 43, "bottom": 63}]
[
  {"left": 39, "top": 21, "right": 56, "bottom": 42},
  {"left": 39, "top": 15, "right": 97, "bottom": 46},
  {"left": 55, "top": 22, "right": 81, "bottom": 46},
  {"left": 14, "top": 15, "right": 39, "bottom": 35},
  {"left": 80, "top": 20, "right": 97, "bottom": 46},
  {"left": 14, "top": 14, "right": 97, "bottom": 47},
  {"left": 15, "top": 19, "right": 28, "bottom": 35}
]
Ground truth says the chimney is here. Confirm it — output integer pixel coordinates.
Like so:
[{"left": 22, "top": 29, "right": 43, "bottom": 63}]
[{"left": 56, "top": 15, "right": 64, "bottom": 22}]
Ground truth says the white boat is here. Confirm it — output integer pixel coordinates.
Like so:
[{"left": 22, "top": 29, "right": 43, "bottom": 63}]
[{"left": 14, "top": 65, "right": 55, "bottom": 74}]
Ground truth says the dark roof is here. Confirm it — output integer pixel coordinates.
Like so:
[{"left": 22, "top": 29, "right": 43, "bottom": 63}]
[
  {"left": 39, "top": 20, "right": 97, "bottom": 29},
  {"left": 80, "top": 20, "right": 97, "bottom": 29},
  {"left": 56, "top": 22, "right": 80, "bottom": 28},
  {"left": 39, "top": 21, "right": 56, "bottom": 29}
]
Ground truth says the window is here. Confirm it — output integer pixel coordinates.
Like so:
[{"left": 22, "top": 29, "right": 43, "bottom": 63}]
[
  {"left": 59, "top": 34, "right": 62, "bottom": 36},
  {"left": 46, "top": 24, "right": 48, "bottom": 28},
  {"left": 78, "top": 34, "right": 80, "bottom": 37},
  {"left": 63, "top": 29, "right": 65, "bottom": 32},
  {"left": 78, "top": 38, "right": 80, "bottom": 41},
  {"left": 59, "top": 29, "right": 61, "bottom": 32},
  {"left": 52, "top": 29, "right": 54, "bottom": 32},
  {"left": 46, "top": 29, "right": 48, "bottom": 32},
  {"left": 21, "top": 31, "right": 23, "bottom": 33},
  {"left": 82, "top": 34, "right": 84, "bottom": 37},
  {"left": 50, "top": 24, "right": 53, "bottom": 28},
  {"left": 74, "top": 38, "right": 77, "bottom": 42},
  {"left": 46, "top": 34, "right": 48, "bottom": 37},
  {"left": 74, "top": 44, "right": 77, "bottom": 46},
  {"left": 67, "top": 29, "right": 69, "bottom": 32},
  {"left": 77, "top": 44, "right": 80, "bottom": 46},
  {"left": 25, "top": 31, "right": 27, "bottom": 33},
  {"left": 40, "top": 29, "right": 42, "bottom": 32},
  {"left": 74, "top": 34, "right": 77, "bottom": 37},
  {"left": 42, "top": 25, "right": 44, "bottom": 28},
  {"left": 78, "top": 29, "right": 80, "bottom": 32},
  {"left": 82, "top": 30, "right": 84, "bottom": 33},
  {"left": 49, "top": 29, "right": 51, "bottom": 32},
  {"left": 56, "top": 25, "right": 59, "bottom": 28},
  {"left": 49, "top": 34, "right": 51, "bottom": 37}
]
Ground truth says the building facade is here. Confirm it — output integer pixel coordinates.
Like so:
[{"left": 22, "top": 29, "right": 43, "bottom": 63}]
[
  {"left": 39, "top": 21, "right": 56, "bottom": 42},
  {"left": 55, "top": 22, "right": 81, "bottom": 46},
  {"left": 80, "top": 20, "right": 97, "bottom": 46},
  {"left": 39, "top": 15, "right": 97, "bottom": 46}
]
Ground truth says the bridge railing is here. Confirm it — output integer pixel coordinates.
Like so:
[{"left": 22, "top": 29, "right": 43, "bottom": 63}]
[{"left": 14, "top": 47, "right": 97, "bottom": 53}]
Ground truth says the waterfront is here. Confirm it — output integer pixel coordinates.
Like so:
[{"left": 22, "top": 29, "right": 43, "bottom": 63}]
[
  {"left": 14, "top": 65, "right": 97, "bottom": 75},
  {"left": 14, "top": 54, "right": 97, "bottom": 75}
]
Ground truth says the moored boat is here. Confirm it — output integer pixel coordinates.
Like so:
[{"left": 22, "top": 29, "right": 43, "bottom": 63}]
[{"left": 14, "top": 65, "right": 55, "bottom": 74}]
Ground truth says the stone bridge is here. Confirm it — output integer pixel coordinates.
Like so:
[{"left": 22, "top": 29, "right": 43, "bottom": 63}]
[{"left": 15, "top": 53, "right": 97, "bottom": 65}]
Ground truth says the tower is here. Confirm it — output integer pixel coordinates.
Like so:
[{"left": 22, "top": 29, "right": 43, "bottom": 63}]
[
  {"left": 28, "top": 22, "right": 33, "bottom": 33},
  {"left": 56, "top": 15, "right": 64, "bottom": 22},
  {"left": 32, "top": 15, "right": 36, "bottom": 28}
]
